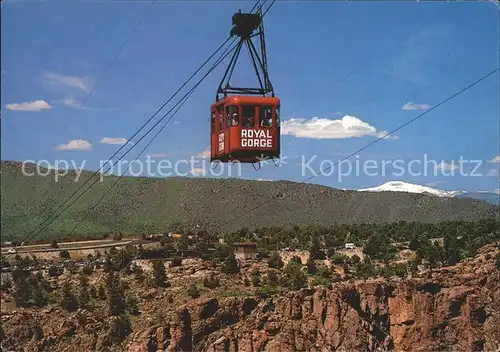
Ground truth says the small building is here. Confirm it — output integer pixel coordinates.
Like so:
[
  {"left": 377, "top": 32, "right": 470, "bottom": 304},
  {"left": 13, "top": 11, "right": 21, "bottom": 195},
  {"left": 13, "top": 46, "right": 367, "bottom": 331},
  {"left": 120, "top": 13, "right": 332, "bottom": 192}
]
[
  {"left": 344, "top": 243, "right": 356, "bottom": 250},
  {"left": 168, "top": 232, "right": 183, "bottom": 239},
  {"left": 232, "top": 242, "right": 257, "bottom": 260}
]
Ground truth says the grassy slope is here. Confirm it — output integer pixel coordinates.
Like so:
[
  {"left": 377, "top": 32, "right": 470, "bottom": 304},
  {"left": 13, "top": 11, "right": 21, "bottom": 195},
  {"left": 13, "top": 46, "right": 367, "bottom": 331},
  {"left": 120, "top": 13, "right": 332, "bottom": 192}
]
[{"left": 1, "top": 161, "right": 498, "bottom": 241}]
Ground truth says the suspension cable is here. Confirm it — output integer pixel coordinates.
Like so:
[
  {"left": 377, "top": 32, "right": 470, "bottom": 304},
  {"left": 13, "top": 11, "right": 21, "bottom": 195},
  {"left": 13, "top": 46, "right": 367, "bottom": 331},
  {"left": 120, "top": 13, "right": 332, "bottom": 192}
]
[
  {"left": 66, "top": 40, "right": 239, "bottom": 237},
  {"left": 15, "top": 0, "right": 264, "bottom": 247},
  {"left": 22, "top": 37, "right": 234, "bottom": 242},
  {"left": 216, "top": 68, "right": 499, "bottom": 231}
]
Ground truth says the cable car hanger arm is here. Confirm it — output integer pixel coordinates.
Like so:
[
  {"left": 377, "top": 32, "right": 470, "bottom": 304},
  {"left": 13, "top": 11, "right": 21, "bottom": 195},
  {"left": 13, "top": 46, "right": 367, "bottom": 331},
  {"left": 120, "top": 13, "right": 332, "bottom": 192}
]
[{"left": 216, "top": 7, "right": 275, "bottom": 102}]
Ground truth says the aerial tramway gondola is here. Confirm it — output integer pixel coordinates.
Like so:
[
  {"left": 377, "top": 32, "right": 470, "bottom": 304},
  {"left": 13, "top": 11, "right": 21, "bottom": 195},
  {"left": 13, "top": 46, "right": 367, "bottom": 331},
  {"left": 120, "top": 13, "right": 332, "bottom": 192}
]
[{"left": 210, "top": 7, "right": 280, "bottom": 168}]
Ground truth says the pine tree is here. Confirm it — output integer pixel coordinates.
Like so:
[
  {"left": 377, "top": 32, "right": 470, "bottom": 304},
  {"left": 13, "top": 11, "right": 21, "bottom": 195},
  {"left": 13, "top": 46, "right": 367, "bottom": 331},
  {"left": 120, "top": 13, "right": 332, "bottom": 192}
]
[
  {"left": 151, "top": 260, "right": 167, "bottom": 287},
  {"left": 98, "top": 283, "right": 106, "bottom": 300},
  {"left": 283, "top": 259, "right": 307, "bottom": 291},
  {"left": 222, "top": 253, "right": 239, "bottom": 274},
  {"left": 310, "top": 237, "right": 325, "bottom": 260},
  {"left": 306, "top": 256, "right": 317, "bottom": 275},
  {"left": 78, "top": 275, "right": 90, "bottom": 309},
  {"left": 126, "top": 294, "right": 139, "bottom": 315},
  {"left": 267, "top": 251, "right": 284, "bottom": 269},
  {"left": 106, "top": 272, "right": 126, "bottom": 316},
  {"left": 60, "top": 281, "right": 78, "bottom": 311},
  {"left": 187, "top": 283, "right": 200, "bottom": 299},
  {"left": 251, "top": 268, "right": 260, "bottom": 286},
  {"left": 13, "top": 279, "right": 31, "bottom": 307}
]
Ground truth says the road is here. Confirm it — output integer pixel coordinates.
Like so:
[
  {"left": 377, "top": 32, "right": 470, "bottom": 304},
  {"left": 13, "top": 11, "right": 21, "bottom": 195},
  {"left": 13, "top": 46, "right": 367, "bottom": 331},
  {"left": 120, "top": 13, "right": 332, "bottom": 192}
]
[{"left": 0, "top": 238, "right": 135, "bottom": 254}]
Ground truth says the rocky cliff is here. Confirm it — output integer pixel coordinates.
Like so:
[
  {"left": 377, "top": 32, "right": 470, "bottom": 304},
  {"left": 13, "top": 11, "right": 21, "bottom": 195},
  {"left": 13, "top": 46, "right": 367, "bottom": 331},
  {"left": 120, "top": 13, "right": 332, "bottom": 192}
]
[
  {"left": 127, "top": 245, "right": 499, "bottom": 352},
  {"left": 1, "top": 245, "right": 498, "bottom": 351}
]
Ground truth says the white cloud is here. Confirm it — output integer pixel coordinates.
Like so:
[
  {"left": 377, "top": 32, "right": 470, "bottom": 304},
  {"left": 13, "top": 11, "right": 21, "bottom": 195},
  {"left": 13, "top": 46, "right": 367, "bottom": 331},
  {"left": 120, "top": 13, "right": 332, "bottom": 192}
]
[
  {"left": 434, "top": 161, "right": 458, "bottom": 172},
  {"left": 280, "top": 115, "right": 398, "bottom": 140},
  {"left": 41, "top": 71, "right": 91, "bottom": 93},
  {"left": 59, "top": 97, "right": 103, "bottom": 112},
  {"left": 401, "top": 102, "right": 432, "bottom": 111},
  {"left": 488, "top": 155, "right": 500, "bottom": 163},
  {"left": 54, "top": 139, "right": 92, "bottom": 151},
  {"left": 190, "top": 167, "right": 206, "bottom": 176},
  {"left": 197, "top": 147, "right": 211, "bottom": 159},
  {"left": 5, "top": 100, "right": 52, "bottom": 112},
  {"left": 100, "top": 137, "right": 128, "bottom": 145},
  {"left": 148, "top": 153, "right": 167, "bottom": 158}
]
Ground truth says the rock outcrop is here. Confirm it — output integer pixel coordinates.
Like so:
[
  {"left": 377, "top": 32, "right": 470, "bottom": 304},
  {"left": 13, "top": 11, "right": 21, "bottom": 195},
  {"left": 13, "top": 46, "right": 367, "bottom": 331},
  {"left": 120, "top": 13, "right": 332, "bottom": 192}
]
[
  {"left": 2, "top": 245, "right": 498, "bottom": 351},
  {"left": 126, "top": 245, "right": 499, "bottom": 351}
]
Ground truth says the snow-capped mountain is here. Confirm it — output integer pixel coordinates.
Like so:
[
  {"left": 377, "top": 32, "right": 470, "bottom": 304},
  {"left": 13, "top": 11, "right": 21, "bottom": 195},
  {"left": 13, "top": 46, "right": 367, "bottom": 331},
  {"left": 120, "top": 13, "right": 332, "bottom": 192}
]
[
  {"left": 357, "top": 181, "right": 499, "bottom": 205},
  {"left": 357, "top": 181, "right": 464, "bottom": 197}
]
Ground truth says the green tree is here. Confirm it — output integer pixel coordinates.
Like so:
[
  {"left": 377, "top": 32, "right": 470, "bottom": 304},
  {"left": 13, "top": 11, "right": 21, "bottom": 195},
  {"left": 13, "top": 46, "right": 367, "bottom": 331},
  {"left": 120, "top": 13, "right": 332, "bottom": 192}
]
[
  {"left": 60, "top": 281, "right": 78, "bottom": 311},
  {"left": 106, "top": 272, "right": 127, "bottom": 316},
  {"left": 151, "top": 260, "right": 167, "bottom": 287},
  {"left": 170, "top": 257, "right": 182, "bottom": 267},
  {"left": 251, "top": 268, "right": 260, "bottom": 286},
  {"left": 59, "top": 250, "right": 71, "bottom": 260},
  {"left": 48, "top": 265, "right": 61, "bottom": 277},
  {"left": 126, "top": 294, "right": 139, "bottom": 315},
  {"left": 222, "top": 253, "right": 239, "bottom": 274},
  {"left": 187, "top": 283, "right": 200, "bottom": 299},
  {"left": 213, "top": 244, "right": 232, "bottom": 262},
  {"left": 310, "top": 237, "right": 325, "bottom": 260},
  {"left": 306, "top": 256, "right": 317, "bottom": 275},
  {"left": 363, "top": 234, "right": 396, "bottom": 260},
  {"left": 350, "top": 254, "right": 361, "bottom": 264},
  {"left": 98, "top": 283, "right": 107, "bottom": 300},
  {"left": 267, "top": 251, "right": 284, "bottom": 269},
  {"left": 203, "top": 274, "right": 219, "bottom": 289},
  {"left": 282, "top": 259, "right": 307, "bottom": 291},
  {"left": 113, "top": 232, "right": 123, "bottom": 241},
  {"left": 13, "top": 279, "right": 31, "bottom": 307},
  {"left": 78, "top": 275, "right": 91, "bottom": 309},
  {"left": 81, "top": 264, "right": 93, "bottom": 275},
  {"left": 444, "top": 234, "right": 464, "bottom": 266},
  {"left": 408, "top": 237, "right": 419, "bottom": 251},
  {"left": 331, "top": 253, "right": 348, "bottom": 265}
]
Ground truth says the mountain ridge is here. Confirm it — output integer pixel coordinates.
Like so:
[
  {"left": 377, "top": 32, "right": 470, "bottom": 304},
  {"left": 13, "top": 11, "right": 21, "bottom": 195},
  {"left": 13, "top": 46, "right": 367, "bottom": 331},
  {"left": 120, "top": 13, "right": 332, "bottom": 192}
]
[
  {"left": 1, "top": 161, "right": 498, "bottom": 241},
  {"left": 357, "top": 180, "right": 499, "bottom": 205}
]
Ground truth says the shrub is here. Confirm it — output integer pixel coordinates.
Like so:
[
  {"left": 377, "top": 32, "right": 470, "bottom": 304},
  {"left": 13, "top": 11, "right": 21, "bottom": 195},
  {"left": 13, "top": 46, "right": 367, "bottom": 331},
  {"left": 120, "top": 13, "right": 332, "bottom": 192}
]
[
  {"left": 82, "top": 265, "right": 93, "bottom": 275},
  {"left": 170, "top": 257, "right": 182, "bottom": 267},
  {"left": 113, "top": 232, "right": 123, "bottom": 241},
  {"left": 59, "top": 250, "right": 70, "bottom": 260},
  {"left": 267, "top": 252, "right": 284, "bottom": 269},
  {"left": 306, "top": 257, "right": 317, "bottom": 275},
  {"left": 222, "top": 253, "right": 239, "bottom": 274},
  {"left": 187, "top": 283, "right": 200, "bottom": 299},
  {"left": 409, "top": 237, "right": 419, "bottom": 251},
  {"left": 203, "top": 274, "right": 219, "bottom": 289},
  {"left": 151, "top": 261, "right": 167, "bottom": 288},
  {"left": 331, "top": 254, "right": 348, "bottom": 265},
  {"left": 316, "top": 265, "right": 331, "bottom": 279},
  {"left": 350, "top": 254, "right": 361, "bottom": 264},
  {"left": 109, "top": 314, "right": 132, "bottom": 342},
  {"left": 60, "top": 281, "right": 78, "bottom": 311},
  {"left": 282, "top": 260, "right": 307, "bottom": 291},
  {"left": 48, "top": 265, "right": 62, "bottom": 277}
]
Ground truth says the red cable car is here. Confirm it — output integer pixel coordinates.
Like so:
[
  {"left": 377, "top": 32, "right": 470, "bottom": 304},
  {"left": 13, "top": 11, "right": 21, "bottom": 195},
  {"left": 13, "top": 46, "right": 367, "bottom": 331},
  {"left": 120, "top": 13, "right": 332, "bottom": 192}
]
[{"left": 210, "top": 8, "right": 280, "bottom": 167}]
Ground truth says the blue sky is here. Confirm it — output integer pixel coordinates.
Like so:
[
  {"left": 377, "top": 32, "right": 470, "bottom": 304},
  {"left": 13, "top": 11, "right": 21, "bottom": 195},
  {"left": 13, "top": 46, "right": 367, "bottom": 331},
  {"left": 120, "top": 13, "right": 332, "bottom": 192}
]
[{"left": 2, "top": 0, "right": 499, "bottom": 193}]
